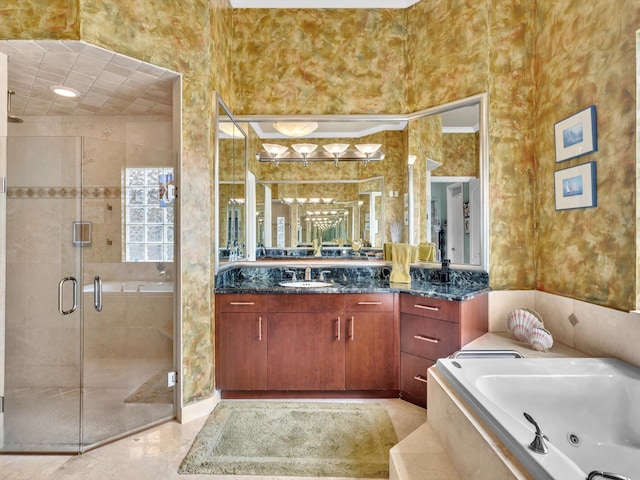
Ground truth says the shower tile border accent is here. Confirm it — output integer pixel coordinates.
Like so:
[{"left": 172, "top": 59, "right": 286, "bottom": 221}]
[{"left": 7, "top": 186, "right": 121, "bottom": 199}]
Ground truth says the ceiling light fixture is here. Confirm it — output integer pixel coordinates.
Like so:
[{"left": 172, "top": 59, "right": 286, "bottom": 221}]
[
  {"left": 49, "top": 85, "right": 80, "bottom": 98},
  {"left": 273, "top": 121, "right": 319, "bottom": 137},
  {"left": 219, "top": 121, "right": 244, "bottom": 138}
]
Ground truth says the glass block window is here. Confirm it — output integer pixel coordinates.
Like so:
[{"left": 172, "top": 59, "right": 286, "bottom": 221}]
[{"left": 124, "top": 167, "right": 174, "bottom": 262}]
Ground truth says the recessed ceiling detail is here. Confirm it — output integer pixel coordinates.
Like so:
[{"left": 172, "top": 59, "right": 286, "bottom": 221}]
[
  {"left": 230, "top": 0, "right": 420, "bottom": 8},
  {"left": 0, "top": 40, "right": 179, "bottom": 117}
]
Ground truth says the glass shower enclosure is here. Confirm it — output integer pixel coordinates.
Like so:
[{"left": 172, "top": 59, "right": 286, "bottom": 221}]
[{"left": 1, "top": 135, "right": 176, "bottom": 453}]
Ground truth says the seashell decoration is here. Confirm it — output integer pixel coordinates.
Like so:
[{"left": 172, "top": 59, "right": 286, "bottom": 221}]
[
  {"left": 507, "top": 309, "right": 544, "bottom": 343},
  {"left": 529, "top": 327, "right": 554, "bottom": 352}
]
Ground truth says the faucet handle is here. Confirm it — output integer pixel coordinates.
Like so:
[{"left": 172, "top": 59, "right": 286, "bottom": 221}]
[
  {"left": 285, "top": 270, "right": 297, "bottom": 282},
  {"left": 319, "top": 270, "right": 331, "bottom": 281}
]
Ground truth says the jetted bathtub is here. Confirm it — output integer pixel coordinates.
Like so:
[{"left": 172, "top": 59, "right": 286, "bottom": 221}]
[{"left": 436, "top": 357, "right": 639, "bottom": 480}]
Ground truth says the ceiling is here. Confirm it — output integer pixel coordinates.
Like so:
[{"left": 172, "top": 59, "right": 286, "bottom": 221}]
[
  {"left": 230, "top": 0, "right": 420, "bottom": 8},
  {"left": 0, "top": 40, "right": 178, "bottom": 117}
]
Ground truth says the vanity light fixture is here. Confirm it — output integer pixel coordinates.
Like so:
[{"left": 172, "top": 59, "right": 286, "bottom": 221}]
[
  {"left": 323, "top": 143, "right": 350, "bottom": 167},
  {"left": 408, "top": 154, "right": 417, "bottom": 168},
  {"left": 273, "top": 121, "right": 319, "bottom": 137},
  {"left": 49, "top": 85, "right": 80, "bottom": 98},
  {"left": 262, "top": 143, "right": 289, "bottom": 167},
  {"left": 355, "top": 144, "right": 382, "bottom": 167},
  {"left": 256, "top": 143, "right": 384, "bottom": 166},
  {"left": 291, "top": 143, "right": 318, "bottom": 167}
]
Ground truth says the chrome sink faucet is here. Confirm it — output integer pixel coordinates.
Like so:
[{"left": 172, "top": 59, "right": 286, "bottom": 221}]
[
  {"left": 285, "top": 270, "right": 297, "bottom": 281},
  {"left": 304, "top": 267, "right": 311, "bottom": 281}
]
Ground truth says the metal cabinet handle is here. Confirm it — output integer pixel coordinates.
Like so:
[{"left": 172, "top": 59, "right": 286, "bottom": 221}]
[
  {"left": 414, "top": 304, "right": 439, "bottom": 311},
  {"left": 349, "top": 316, "right": 355, "bottom": 340},
  {"left": 336, "top": 316, "right": 341, "bottom": 341},
  {"left": 413, "top": 375, "right": 428, "bottom": 384},
  {"left": 58, "top": 277, "right": 77, "bottom": 315},
  {"left": 230, "top": 301, "right": 255, "bottom": 305},
  {"left": 258, "top": 316, "right": 262, "bottom": 341},
  {"left": 357, "top": 301, "right": 382, "bottom": 305},
  {"left": 414, "top": 334, "right": 440, "bottom": 344},
  {"left": 94, "top": 276, "right": 103, "bottom": 312}
]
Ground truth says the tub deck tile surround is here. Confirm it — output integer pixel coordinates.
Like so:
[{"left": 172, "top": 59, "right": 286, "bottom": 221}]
[{"left": 390, "top": 332, "right": 587, "bottom": 480}]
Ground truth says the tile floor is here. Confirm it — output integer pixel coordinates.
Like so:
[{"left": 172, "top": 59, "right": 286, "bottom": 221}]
[{"left": 0, "top": 398, "right": 427, "bottom": 480}]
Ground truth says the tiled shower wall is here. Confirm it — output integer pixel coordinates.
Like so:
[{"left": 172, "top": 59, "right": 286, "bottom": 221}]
[{"left": 5, "top": 115, "right": 174, "bottom": 388}]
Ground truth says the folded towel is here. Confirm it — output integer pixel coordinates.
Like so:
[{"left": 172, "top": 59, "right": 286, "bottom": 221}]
[
  {"left": 383, "top": 242, "right": 393, "bottom": 261},
  {"left": 389, "top": 243, "right": 417, "bottom": 284},
  {"left": 418, "top": 242, "right": 436, "bottom": 262}
]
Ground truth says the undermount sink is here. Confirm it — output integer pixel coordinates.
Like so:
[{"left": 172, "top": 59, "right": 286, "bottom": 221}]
[{"left": 279, "top": 280, "right": 333, "bottom": 288}]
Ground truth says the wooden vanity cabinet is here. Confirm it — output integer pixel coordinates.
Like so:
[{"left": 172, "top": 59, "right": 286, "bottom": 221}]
[
  {"left": 216, "top": 292, "right": 399, "bottom": 395},
  {"left": 215, "top": 294, "right": 268, "bottom": 391},
  {"left": 267, "top": 294, "right": 346, "bottom": 391},
  {"left": 399, "top": 293, "right": 488, "bottom": 407},
  {"left": 344, "top": 293, "right": 398, "bottom": 391}
]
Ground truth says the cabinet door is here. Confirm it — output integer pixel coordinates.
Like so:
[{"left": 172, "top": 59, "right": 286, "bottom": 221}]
[
  {"left": 216, "top": 312, "right": 267, "bottom": 390},
  {"left": 345, "top": 312, "right": 396, "bottom": 390},
  {"left": 267, "top": 312, "right": 345, "bottom": 390},
  {"left": 400, "top": 352, "right": 434, "bottom": 408}
]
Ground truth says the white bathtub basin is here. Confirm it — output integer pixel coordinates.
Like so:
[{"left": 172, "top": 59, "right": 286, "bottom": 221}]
[
  {"left": 138, "top": 282, "right": 173, "bottom": 292},
  {"left": 83, "top": 281, "right": 173, "bottom": 293}
]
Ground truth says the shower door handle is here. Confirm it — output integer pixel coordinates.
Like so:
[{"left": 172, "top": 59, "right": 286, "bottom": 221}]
[
  {"left": 94, "top": 276, "right": 103, "bottom": 312},
  {"left": 58, "top": 277, "right": 78, "bottom": 315}
]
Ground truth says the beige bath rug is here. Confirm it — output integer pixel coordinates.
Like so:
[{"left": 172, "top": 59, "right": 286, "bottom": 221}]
[{"left": 178, "top": 401, "right": 398, "bottom": 477}]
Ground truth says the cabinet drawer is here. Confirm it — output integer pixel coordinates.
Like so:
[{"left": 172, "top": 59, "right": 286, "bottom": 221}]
[
  {"left": 400, "top": 352, "right": 435, "bottom": 408},
  {"left": 400, "top": 294, "right": 458, "bottom": 322},
  {"left": 217, "top": 294, "right": 267, "bottom": 312},
  {"left": 401, "top": 313, "right": 459, "bottom": 360},
  {"left": 344, "top": 293, "right": 394, "bottom": 312},
  {"left": 267, "top": 293, "right": 345, "bottom": 312}
]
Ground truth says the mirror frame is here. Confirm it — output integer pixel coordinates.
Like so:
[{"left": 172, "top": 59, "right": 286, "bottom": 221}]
[
  {"left": 219, "top": 92, "right": 489, "bottom": 272},
  {"left": 407, "top": 92, "right": 489, "bottom": 272},
  {"left": 214, "top": 93, "right": 249, "bottom": 273}
]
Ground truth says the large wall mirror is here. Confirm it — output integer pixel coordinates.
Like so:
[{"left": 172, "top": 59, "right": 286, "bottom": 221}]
[
  {"left": 407, "top": 93, "right": 488, "bottom": 270},
  {"left": 215, "top": 92, "right": 488, "bottom": 272},
  {"left": 214, "top": 94, "right": 248, "bottom": 273}
]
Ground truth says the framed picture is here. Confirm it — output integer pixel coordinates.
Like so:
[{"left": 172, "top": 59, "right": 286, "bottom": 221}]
[
  {"left": 554, "top": 161, "right": 597, "bottom": 210},
  {"left": 554, "top": 105, "right": 597, "bottom": 163}
]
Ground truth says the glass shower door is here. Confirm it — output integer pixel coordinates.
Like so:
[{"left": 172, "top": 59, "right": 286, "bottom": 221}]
[
  {"left": 80, "top": 138, "right": 175, "bottom": 450},
  {"left": 2, "top": 135, "right": 83, "bottom": 453}
]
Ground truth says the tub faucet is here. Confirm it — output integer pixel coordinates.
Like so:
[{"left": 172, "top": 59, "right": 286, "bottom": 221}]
[
  {"left": 156, "top": 262, "right": 166, "bottom": 276},
  {"left": 587, "top": 472, "right": 631, "bottom": 480},
  {"left": 523, "top": 412, "right": 548, "bottom": 454}
]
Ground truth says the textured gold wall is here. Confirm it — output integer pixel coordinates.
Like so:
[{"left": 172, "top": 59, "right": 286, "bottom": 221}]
[
  {"left": 1, "top": 0, "right": 234, "bottom": 405},
  {"left": 408, "top": 0, "right": 537, "bottom": 290},
  {"left": 232, "top": 8, "right": 408, "bottom": 115},
  {"left": 535, "top": 0, "right": 638, "bottom": 311}
]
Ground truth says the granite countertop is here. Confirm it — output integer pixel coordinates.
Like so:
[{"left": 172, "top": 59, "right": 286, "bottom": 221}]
[{"left": 214, "top": 261, "right": 490, "bottom": 302}]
